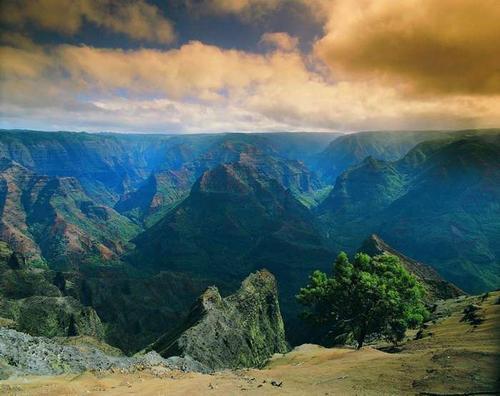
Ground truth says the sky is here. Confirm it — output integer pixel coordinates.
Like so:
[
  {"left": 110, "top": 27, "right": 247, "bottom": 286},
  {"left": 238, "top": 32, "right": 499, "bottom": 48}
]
[{"left": 0, "top": 0, "right": 499, "bottom": 133}]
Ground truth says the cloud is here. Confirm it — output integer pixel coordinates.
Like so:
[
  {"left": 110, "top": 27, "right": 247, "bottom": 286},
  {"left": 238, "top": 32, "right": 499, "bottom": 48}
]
[
  {"left": 187, "top": 0, "right": 332, "bottom": 23},
  {"left": 0, "top": 46, "right": 52, "bottom": 79},
  {"left": 188, "top": 0, "right": 282, "bottom": 20},
  {"left": 314, "top": 0, "right": 500, "bottom": 95},
  {"left": 0, "top": 32, "right": 38, "bottom": 50},
  {"left": 1, "top": 0, "right": 175, "bottom": 43},
  {"left": 1, "top": 37, "right": 499, "bottom": 133},
  {"left": 1, "top": 0, "right": 499, "bottom": 134},
  {"left": 260, "top": 32, "right": 298, "bottom": 52},
  {"left": 56, "top": 41, "right": 276, "bottom": 99}
]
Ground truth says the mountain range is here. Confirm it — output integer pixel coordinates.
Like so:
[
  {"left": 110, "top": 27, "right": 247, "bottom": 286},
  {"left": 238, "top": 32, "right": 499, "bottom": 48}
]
[
  {"left": 318, "top": 132, "right": 500, "bottom": 292},
  {"left": 0, "top": 128, "right": 498, "bottom": 352}
]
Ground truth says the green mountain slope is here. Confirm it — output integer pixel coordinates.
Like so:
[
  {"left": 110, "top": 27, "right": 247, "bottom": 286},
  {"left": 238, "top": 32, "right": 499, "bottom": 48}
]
[
  {"left": 129, "top": 161, "right": 334, "bottom": 341},
  {"left": 0, "top": 241, "right": 105, "bottom": 339},
  {"left": 318, "top": 133, "right": 500, "bottom": 292},
  {"left": 1, "top": 128, "right": 499, "bottom": 352},
  {"left": 115, "top": 135, "right": 328, "bottom": 225},
  {"left": 0, "top": 131, "right": 215, "bottom": 205},
  {"left": 0, "top": 130, "right": 336, "bottom": 219},
  {"left": 115, "top": 169, "right": 193, "bottom": 227}
]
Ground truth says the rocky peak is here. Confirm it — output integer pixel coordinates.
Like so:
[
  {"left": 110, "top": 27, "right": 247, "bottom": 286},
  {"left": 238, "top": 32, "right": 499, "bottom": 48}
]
[
  {"left": 198, "top": 286, "right": 223, "bottom": 310},
  {"left": 148, "top": 270, "right": 288, "bottom": 370},
  {"left": 195, "top": 163, "right": 253, "bottom": 195}
]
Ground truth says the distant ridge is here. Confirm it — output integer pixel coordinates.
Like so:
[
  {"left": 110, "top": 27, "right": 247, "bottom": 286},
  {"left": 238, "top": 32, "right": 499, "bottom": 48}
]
[{"left": 359, "top": 234, "right": 464, "bottom": 301}]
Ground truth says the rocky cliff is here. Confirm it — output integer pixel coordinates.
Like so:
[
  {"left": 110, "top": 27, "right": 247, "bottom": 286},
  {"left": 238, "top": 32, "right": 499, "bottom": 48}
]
[
  {"left": 148, "top": 270, "right": 289, "bottom": 370},
  {"left": 0, "top": 159, "right": 139, "bottom": 269}
]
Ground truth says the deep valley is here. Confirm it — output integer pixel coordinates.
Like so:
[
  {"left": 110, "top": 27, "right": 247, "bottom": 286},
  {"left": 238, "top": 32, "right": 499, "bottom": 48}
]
[{"left": 0, "top": 129, "right": 499, "bottom": 394}]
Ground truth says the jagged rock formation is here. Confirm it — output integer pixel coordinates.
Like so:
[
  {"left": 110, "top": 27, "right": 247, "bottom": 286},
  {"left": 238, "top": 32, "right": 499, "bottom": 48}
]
[
  {"left": 148, "top": 270, "right": 289, "bottom": 370},
  {"left": 359, "top": 234, "right": 464, "bottom": 300},
  {"left": 0, "top": 328, "right": 209, "bottom": 379}
]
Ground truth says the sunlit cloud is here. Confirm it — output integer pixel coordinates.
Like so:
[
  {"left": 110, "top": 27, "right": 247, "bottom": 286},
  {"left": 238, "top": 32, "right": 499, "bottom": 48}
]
[
  {"left": 0, "top": 0, "right": 498, "bottom": 132},
  {"left": 260, "top": 32, "right": 298, "bottom": 52},
  {"left": 0, "top": 0, "right": 175, "bottom": 43},
  {"left": 314, "top": 0, "right": 500, "bottom": 95}
]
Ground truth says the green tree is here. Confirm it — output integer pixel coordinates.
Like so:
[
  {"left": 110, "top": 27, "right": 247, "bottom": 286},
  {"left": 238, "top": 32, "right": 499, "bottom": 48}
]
[{"left": 297, "top": 252, "right": 428, "bottom": 348}]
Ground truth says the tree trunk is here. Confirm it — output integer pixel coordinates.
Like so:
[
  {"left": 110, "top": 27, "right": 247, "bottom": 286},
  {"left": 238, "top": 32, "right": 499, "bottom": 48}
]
[{"left": 356, "top": 328, "right": 366, "bottom": 349}]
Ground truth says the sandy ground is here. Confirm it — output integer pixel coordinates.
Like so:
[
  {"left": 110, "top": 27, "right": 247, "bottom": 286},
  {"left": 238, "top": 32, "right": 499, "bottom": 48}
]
[{"left": 2, "top": 293, "right": 499, "bottom": 395}]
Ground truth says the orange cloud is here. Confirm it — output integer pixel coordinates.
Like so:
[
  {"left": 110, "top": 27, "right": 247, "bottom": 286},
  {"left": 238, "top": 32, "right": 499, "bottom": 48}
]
[
  {"left": 57, "top": 41, "right": 274, "bottom": 98},
  {"left": 314, "top": 0, "right": 500, "bottom": 95},
  {"left": 0, "top": 46, "right": 51, "bottom": 78},
  {"left": 1, "top": 0, "right": 175, "bottom": 43},
  {"left": 261, "top": 32, "right": 298, "bottom": 52},
  {"left": 189, "top": 0, "right": 282, "bottom": 20},
  {"left": 1, "top": 39, "right": 498, "bottom": 132}
]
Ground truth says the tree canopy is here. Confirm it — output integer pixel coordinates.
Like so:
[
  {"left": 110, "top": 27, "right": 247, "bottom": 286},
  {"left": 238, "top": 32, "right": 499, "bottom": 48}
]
[{"left": 297, "top": 252, "right": 428, "bottom": 348}]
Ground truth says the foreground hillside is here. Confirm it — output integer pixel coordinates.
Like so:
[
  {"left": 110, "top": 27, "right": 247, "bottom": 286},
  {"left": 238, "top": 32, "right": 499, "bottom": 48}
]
[{"left": 2, "top": 291, "right": 498, "bottom": 395}]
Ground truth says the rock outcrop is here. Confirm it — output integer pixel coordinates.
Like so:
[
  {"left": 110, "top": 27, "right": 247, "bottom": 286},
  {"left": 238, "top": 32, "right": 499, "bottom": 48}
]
[
  {"left": 148, "top": 270, "right": 289, "bottom": 370},
  {"left": 359, "top": 234, "right": 464, "bottom": 301},
  {"left": 0, "top": 328, "right": 209, "bottom": 379}
]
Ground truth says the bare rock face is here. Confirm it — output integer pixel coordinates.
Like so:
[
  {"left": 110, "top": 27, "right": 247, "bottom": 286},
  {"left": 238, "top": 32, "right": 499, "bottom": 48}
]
[
  {"left": 0, "top": 328, "right": 210, "bottom": 379},
  {"left": 148, "top": 270, "right": 289, "bottom": 370}
]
